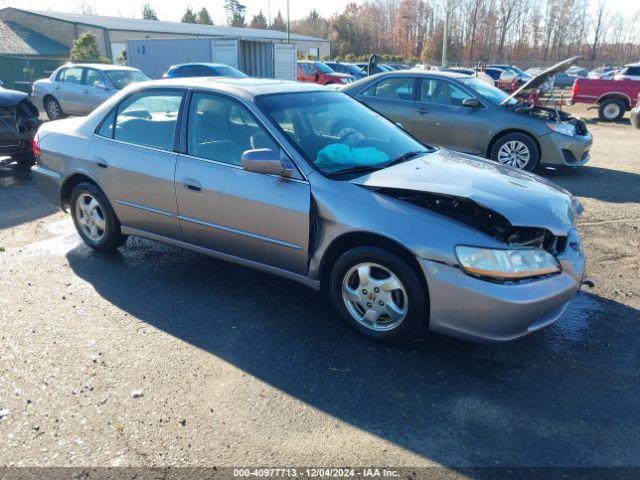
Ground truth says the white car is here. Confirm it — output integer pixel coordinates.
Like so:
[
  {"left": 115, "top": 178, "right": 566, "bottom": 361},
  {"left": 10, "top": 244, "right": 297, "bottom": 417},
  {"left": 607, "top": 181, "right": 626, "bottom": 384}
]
[
  {"left": 32, "top": 63, "right": 150, "bottom": 120},
  {"left": 614, "top": 63, "right": 640, "bottom": 81}
]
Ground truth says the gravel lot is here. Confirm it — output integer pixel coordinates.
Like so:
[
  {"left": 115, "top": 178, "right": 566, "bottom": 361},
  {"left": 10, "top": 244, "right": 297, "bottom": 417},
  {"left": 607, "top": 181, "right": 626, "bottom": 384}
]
[{"left": 0, "top": 104, "right": 639, "bottom": 468}]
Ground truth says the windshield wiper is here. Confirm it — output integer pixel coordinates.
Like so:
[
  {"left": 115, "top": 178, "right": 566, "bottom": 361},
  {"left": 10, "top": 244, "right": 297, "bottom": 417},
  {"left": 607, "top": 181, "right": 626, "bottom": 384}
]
[
  {"left": 382, "top": 150, "right": 430, "bottom": 168},
  {"left": 325, "top": 165, "right": 381, "bottom": 177}
]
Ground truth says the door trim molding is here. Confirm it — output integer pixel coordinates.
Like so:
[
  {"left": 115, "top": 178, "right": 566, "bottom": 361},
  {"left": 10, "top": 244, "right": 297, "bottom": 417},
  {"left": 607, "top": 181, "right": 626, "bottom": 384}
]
[
  {"left": 116, "top": 199, "right": 175, "bottom": 217},
  {"left": 177, "top": 214, "right": 303, "bottom": 251}
]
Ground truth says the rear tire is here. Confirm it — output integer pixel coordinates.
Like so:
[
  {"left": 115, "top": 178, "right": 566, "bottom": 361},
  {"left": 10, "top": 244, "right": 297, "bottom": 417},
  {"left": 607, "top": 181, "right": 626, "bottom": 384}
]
[
  {"left": 70, "top": 182, "right": 127, "bottom": 252},
  {"left": 44, "top": 96, "right": 63, "bottom": 120},
  {"left": 330, "top": 246, "right": 427, "bottom": 342},
  {"left": 598, "top": 98, "right": 625, "bottom": 122},
  {"left": 490, "top": 133, "right": 540, "bottom": 171}
]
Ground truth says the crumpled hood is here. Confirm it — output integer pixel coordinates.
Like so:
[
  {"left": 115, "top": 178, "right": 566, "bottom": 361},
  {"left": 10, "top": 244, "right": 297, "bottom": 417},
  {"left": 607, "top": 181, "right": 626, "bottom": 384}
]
[
  {"left": 353, "top": 149, "right": 578, "bottom": 236},
  {"left": 0, "top": 88, "right": 28, "bottom": 107}
]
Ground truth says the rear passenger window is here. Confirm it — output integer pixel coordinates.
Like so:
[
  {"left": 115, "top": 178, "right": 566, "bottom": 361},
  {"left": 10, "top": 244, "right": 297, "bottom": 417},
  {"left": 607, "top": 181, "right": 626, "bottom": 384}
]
[
  {"left": 361, "top": 77, "right": 414, "bottom": 101},
  {"left": 187, "top": 93, "right": 277, "bottom": 166},
  {"left": 113, "top": 91, "right": 183, "bottom": 150}
]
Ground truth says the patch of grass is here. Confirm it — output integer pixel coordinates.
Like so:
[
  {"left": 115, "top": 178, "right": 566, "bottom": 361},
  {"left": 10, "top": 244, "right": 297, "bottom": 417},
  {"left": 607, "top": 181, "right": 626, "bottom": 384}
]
[{"left": 0, "top": 246, "right": 5, "bottom": 252}]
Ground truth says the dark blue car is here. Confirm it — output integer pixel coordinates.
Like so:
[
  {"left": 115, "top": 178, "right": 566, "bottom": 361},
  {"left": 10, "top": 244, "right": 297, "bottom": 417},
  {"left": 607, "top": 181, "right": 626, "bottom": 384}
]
[{"left": 163, "top": 63, "right": 247, "bottom": 79}]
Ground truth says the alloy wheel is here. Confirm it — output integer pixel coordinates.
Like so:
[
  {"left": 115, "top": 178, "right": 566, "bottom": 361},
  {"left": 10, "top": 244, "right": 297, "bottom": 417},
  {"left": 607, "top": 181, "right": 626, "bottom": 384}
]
[
  {"left": 497, "top": 140, "right": 531, "bottom": 169},
  {"left": 47, "top": 99, "right": 60, "bottom": 119},
  {"left": 75, "top": 193, "right": 107, "bottom": 242},
  {"left": 341, "top": 262, "right": 408, "bottom": 332}
]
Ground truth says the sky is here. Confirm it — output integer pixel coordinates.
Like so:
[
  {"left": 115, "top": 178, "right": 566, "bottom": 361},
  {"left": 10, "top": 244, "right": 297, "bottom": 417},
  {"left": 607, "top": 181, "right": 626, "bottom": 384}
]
[{"left": 4, "top": 0, "right": 639, "bottom": 25}]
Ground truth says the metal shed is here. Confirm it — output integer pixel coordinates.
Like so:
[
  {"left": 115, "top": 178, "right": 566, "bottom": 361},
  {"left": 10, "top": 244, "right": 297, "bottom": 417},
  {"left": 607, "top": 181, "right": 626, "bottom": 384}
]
[{"left": 127, "top": 37, "right": 296, "bottom": 81}]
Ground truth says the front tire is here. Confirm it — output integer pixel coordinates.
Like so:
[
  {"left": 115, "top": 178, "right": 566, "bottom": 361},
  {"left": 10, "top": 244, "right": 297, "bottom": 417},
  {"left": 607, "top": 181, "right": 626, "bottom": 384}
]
[
  {"left": 44, "top": 96, "right": 63, "bottom": 120},
  {"left": 490, "top": 133, "right": 540, "bottom": 171},
  {"left": 70, "top": 182, "right": 127, "bottom": 252},
  {"left": 330, "top": 246, "right": 428, "bottom": 342},
  {"left": 598, "top": 99, "right": 625, "bottom": 122}
]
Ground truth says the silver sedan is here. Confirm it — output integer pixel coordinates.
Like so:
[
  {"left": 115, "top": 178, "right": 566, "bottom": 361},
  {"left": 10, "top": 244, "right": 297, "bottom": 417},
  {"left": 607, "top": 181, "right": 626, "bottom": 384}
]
[
  {"left": 31, "top": 63, "right": 150, "bottom": 120},
  {"left": 32, "top": 78, "right": 587, "bottom": 342}
]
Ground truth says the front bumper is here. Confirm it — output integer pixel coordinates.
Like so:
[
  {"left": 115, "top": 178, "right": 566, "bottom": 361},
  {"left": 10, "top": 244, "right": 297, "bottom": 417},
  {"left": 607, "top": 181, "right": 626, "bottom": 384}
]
[
  {"left": 420, "top": 230, "right": 586, "bottom": 342},
  {"left": 31, "top": 165, "right": 63, "bottom": 208},
  {"left": 538, "top": 131, "right": 593, "bottom": 167}
]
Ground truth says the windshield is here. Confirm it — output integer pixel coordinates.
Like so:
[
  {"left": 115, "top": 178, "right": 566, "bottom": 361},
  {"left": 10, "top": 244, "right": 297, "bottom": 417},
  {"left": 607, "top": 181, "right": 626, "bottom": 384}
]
[
  {"left": 210, "top": 66, "right": 247, "bottom": 78},
  {"left": 316, "top": 63, "right": 334, "bottom": 74},
  {"left": 105, "top": 70, "right": 150, "bottom": 90},
  {"left": 345, "top": 64, "right": 364, "bottom": 75},
  {"left": 257, "top": 91, "right": 430, "bottom": 176},
  {"left": 461, "top": 77, "right": 516, "bottom": 106}
]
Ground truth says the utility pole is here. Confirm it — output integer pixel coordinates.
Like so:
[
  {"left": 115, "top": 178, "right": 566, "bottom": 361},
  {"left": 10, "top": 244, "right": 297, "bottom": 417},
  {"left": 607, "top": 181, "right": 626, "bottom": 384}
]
[
  {"left": 286, "top": 0, "right": 290, "bottom": 43},
  {"left": 441, "top": 0, "right": 448, "bottom": 67}
]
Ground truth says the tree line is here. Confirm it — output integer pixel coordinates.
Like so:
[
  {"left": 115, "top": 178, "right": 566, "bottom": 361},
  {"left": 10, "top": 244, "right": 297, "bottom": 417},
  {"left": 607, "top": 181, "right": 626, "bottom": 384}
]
[{"left": 139, "top": 0, "right": 639, "bottom": 65}]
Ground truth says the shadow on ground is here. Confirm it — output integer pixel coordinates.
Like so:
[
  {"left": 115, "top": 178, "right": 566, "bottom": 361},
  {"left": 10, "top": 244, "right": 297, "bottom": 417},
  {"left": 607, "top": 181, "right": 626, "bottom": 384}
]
[
  {"left": 67, "top": 238, "right": 640, "bottom": 467},
  {"left": 0, "top": 165, "right": 58, "bottom": 229},
  {"left": 545, "top": 166, "right": 640, "bottom": 203}
]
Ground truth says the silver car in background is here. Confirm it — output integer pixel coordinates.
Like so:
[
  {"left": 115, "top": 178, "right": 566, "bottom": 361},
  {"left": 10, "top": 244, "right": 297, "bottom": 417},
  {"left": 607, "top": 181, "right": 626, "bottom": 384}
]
[
  {"left": 32, "top": 78, "right": 586, "bottom": 343},
  {"left": 32, "top": 64, "right": 150, "bottom": 120}
]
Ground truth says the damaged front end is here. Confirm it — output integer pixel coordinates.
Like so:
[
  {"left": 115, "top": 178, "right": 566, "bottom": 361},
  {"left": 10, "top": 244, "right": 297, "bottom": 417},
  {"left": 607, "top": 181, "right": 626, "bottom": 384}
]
[
  {"left": 0, "top": 91, "right": 40, "bottom": 158},
  {"left": 365, "top": 186, "right": 567, "bottom": 255}
]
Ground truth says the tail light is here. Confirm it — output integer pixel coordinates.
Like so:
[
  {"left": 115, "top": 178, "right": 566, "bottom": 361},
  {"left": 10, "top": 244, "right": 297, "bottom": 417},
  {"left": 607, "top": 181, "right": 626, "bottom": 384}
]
[
  {"left": 32, "top": 133, "right": 41, "bottom": 157},
  {"left": 572, "top": 80, "right": 579, "bottom": 97}
]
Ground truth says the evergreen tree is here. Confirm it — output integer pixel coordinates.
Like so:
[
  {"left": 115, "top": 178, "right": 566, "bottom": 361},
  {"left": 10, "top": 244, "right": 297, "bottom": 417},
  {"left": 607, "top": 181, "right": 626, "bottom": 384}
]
[
  {"left": 249, "top": 11, "right": 268, "bottom": 29},
  {"left": 181, "top": 7, "right": 197, "bottom": 23},
  {"left": 270, "top": 10, "right": 286, "bottom": 31},
  {"left": 142, "top": 3, "right": 158, "bottom": 20},
  {"left": 224, "top": 0, "right": 246, "bottom": 27},
  {"left": 197, "top": 7, "right": 214, "bottom": 25},
  {"left": 70, "top": 33, "right": 110, "bottom": 63}
]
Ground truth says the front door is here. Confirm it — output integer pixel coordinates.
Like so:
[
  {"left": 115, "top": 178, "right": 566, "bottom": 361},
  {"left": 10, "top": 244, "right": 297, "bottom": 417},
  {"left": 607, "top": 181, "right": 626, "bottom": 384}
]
[
  {"left": 90, "top": 89, "right": 185, "bottom": 239},
  {"left": 175, "top": 92, "right": 310, "bottom": 274},
  {"left": 356, "top": 75, "right": 416, "bottom": 133},
  {"left": 413, "top": 78, "right": 491, "bottom": 155},
  {"left": 81, "top": 68, "right": 113, "bottom": 114}
]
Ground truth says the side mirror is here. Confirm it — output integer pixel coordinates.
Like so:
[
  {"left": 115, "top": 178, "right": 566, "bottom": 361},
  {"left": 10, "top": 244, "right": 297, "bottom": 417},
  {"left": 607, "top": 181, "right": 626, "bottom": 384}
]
[
  {"left": 462, "top": 97, "right": 481, "bottom": 108},
  {"left": 241, "top": 148, "right": 294, "bottom": 178},
  {"left": 94, "top": 81, "right": 108, "bottom": 90}
]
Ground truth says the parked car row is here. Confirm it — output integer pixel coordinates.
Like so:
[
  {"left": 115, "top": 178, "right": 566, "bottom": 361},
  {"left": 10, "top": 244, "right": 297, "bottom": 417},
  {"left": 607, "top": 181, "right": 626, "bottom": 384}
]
[
  {"left": 31, "top": 76, "right": 588, "bottom": 344},
  {"left": 342, "top": 59, "right": 592, "bottom": 171}
]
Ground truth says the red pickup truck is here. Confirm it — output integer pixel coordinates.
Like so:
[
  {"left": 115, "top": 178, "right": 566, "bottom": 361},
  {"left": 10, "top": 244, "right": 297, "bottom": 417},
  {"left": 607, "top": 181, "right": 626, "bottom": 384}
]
[{"left": 572, "top": 78, "right": 640, "bottom": 121}]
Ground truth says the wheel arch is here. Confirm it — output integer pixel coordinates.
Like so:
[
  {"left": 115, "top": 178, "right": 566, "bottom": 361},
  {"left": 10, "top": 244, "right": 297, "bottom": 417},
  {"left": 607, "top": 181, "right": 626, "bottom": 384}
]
[
  {"left": 60, "top": 173, "right": 104, "bottom": 213},
  {"left": 486, "top": 128, "right": 541, "bottom": 159},
  {"left": 596, "top": 93, "right": 631, "bottom": 109},
  {"left": 318, "top": 231, "right": 429, "bottom": 299}
]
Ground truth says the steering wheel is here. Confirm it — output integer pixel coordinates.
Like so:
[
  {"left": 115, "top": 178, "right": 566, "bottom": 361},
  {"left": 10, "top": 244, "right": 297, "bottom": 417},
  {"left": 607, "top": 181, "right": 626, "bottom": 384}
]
[{"left": 338, "top": 127, "right": 366, "bottom": 147}]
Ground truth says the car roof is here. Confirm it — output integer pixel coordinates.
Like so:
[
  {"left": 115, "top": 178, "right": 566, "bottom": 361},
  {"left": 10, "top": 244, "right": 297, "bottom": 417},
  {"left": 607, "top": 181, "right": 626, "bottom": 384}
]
[
  {"left": 138, "top": 77, "right": 327, "bottom": 98},
  {"left": 171, "top": 63, "right": 234, "bottom": 69},
  {"left": 60, "top": 63, "right": 139, "bottom": 71},
  {"left": 624, "top": 63, "right": 640, "bottom": 67}
]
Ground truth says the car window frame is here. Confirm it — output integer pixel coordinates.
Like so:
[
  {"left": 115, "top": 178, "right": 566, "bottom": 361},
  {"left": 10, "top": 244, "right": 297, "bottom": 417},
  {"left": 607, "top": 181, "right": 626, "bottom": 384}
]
[
  {"left": 58, "top": 66, "right": 84, "bottom": 85},
  {"left": 357, "top": 75, "right": 419, "bottom": 103},
  {"left": 417, "top": 77, "right": 484, "bottom": 108},
  {"left": 93, "top": 87, "right": 186, "bottom": 153},
  {"left": 178, "top": 89, "right": 306, "bottom": 181},
  {"left": 83, "top": 68, "right": 106, "bottom": 88}
]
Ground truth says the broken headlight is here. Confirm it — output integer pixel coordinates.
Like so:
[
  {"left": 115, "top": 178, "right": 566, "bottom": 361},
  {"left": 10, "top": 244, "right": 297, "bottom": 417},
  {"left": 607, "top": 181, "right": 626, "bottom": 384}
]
[{"left": 455, "top": 245, "right": 561, "bottom": 281}]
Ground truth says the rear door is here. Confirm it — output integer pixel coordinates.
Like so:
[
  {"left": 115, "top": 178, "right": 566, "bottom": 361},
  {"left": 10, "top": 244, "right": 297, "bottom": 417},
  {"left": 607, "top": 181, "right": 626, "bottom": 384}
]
[
  {"left": 90, "top": 88, "right": 185, "bottom": 239},
  {"left": 413, "top": 77, "right": 491, "bottom": 154},
  {"left": 56, "top": 67, "right": 86, "bottom": 114},
  {"left": 356, "top": 75, "right": 416, "bottom": 133},
  {"left": 175, "top": 91, "right": 311, "bottom": 274}
]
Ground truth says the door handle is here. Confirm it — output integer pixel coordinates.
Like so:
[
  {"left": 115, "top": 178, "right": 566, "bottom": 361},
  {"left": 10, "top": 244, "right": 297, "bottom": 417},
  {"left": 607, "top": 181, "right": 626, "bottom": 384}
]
[
  {"left": 82, "top": 89, "right": 89, "bottom": 94},
  {"left": 417, "top": 107, "right": 429, "bottom": 115},
  {"left": 183, "top": 178, "right": 202, "bottom": 192},
  {"left": 94, "top": 157, "right": 108, "bottom": 169}
]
